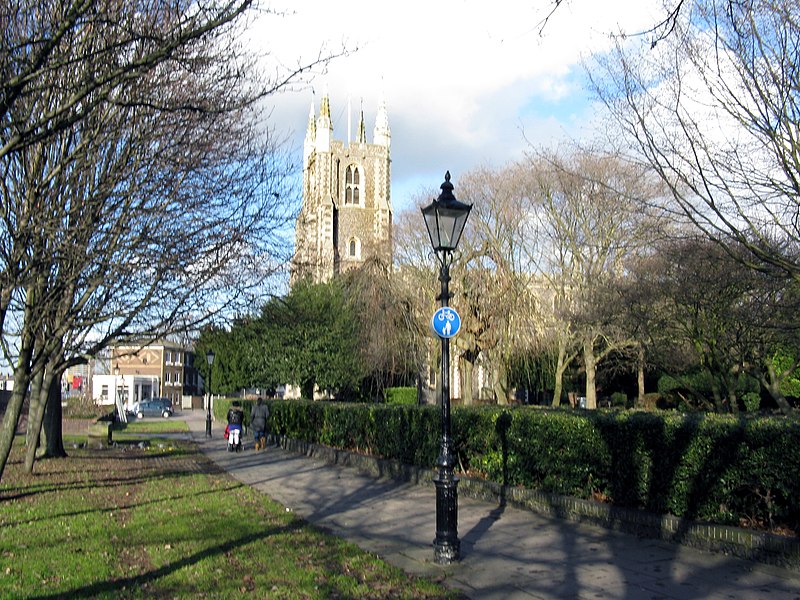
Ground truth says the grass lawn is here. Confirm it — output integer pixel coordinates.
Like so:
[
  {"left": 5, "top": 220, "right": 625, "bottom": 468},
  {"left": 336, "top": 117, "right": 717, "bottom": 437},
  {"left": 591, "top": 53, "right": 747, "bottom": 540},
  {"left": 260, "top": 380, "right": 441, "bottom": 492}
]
[
  {"left": 112, "top": 418, "right": 190, "bottom": 436},
  {"left": 0, "top": 436, "right": 461, "bottom": 599}
]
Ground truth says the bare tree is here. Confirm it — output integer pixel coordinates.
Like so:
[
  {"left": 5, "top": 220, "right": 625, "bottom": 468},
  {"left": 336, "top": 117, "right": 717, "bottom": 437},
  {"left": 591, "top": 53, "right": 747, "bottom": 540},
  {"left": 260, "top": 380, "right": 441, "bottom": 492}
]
[
  {"left": 396, "top": 157, "right": 661, "bottom": 409},
  {"left": 538, "top": 1, "right": 717, "bottom": 47},
  {"left": 394, "top": 170, "right": 542, "bottom": 407},
  {"left": 521, "top": 148, "right": 664, "bottom": 408},
  {"left": 0, "top": 0, "right": 342, "bottom": 478},
  {"left": 455, "top": 166, "right": 541, "bottom": 405},
  {"left": 341, "top": 256, "right": 427, "bottom": 399},
  {"left": 392, "top": 204, "right": 441, "bottom": 402},
  {"left": 591, "top": 0, "right": 800, "bottom": 280}
]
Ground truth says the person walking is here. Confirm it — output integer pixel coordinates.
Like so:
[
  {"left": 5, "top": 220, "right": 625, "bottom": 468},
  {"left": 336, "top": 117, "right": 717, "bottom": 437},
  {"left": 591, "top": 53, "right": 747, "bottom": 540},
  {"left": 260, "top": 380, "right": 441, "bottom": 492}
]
[
  {"left": 251, "top": 397, "right": 270, "bottom": 451},
  {"left": 226, "top": 401, "right": 244, "bottom": 452}
]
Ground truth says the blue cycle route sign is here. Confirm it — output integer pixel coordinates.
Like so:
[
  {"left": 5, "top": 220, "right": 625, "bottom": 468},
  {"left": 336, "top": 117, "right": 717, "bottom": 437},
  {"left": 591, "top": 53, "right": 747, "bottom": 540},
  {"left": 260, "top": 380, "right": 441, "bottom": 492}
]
[{"left": 431, "top": 307, "right": 462, "bottom": 339}]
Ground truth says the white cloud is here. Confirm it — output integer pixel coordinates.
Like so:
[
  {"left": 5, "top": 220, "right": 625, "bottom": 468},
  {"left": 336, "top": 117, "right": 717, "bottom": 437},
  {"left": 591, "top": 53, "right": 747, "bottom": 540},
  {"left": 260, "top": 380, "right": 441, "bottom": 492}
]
[{"left": 251, "top": 0, "right": 664, "bottom": 211}]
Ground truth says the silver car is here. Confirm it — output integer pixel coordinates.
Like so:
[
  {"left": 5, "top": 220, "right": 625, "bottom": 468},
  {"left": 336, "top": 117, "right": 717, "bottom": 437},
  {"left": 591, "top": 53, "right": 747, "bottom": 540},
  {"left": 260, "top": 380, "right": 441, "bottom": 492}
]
[{"left": 134, "top": 398, "right": 173, "bottom": 419}]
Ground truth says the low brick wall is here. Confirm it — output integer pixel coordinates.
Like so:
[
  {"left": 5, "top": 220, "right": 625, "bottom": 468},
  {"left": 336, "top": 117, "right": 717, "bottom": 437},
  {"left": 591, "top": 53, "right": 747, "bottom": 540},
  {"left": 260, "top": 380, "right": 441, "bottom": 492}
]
[
  {"left": 62, "top": 418, "right": 95, "bottom": 435},
  {"left": 272, "top": 434, "right": 800, "bottom": 571}
]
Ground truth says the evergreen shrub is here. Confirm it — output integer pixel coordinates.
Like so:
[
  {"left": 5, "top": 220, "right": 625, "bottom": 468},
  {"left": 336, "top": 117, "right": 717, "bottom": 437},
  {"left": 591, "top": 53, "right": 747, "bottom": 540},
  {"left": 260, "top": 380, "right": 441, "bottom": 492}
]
[
  {"left": 264, "top": 400, "right": 800, "bottom": 531},
  {"left": 610, "top": 392, "right": 627, "bottom": 408}
]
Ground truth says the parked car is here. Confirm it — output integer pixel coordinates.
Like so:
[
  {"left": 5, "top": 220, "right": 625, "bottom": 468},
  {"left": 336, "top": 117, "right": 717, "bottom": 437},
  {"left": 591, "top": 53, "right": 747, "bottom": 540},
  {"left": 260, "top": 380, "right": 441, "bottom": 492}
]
[{"left": 133, "top": 398, "right": 173, "bottom": 419}]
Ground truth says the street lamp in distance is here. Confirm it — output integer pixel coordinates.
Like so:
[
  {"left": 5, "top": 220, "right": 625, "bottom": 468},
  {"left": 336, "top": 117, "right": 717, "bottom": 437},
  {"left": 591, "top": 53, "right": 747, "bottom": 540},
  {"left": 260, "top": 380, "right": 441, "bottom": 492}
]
[
  {"left": 205, "top": 349, "right": 215, "bottom": 438},
  {"left": 420, "top": 171, "right": 472, "bottom": 565},
  {"left": 113, "top": 365, "right": 121, "bottom": 423}
]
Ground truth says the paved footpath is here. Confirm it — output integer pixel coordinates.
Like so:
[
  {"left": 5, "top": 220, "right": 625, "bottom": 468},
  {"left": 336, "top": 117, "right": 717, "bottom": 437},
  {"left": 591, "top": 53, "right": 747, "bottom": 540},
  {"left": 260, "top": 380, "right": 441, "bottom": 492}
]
[{"left": 181, "top": 411, "right": 800, "bottom": 600}]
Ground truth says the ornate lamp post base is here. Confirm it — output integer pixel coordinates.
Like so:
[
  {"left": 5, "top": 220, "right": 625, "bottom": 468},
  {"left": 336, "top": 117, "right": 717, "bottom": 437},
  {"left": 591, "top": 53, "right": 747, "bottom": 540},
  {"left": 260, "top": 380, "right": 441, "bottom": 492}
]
[{"left": 433, "top": 469, "right": 460, "bottom": 564}]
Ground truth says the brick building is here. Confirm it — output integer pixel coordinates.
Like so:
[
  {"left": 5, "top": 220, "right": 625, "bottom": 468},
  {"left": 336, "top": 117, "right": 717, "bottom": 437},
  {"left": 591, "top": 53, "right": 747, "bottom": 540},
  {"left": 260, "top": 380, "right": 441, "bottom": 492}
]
[{"left": 92, "top": 343, "right": 202, "bottom": 410}]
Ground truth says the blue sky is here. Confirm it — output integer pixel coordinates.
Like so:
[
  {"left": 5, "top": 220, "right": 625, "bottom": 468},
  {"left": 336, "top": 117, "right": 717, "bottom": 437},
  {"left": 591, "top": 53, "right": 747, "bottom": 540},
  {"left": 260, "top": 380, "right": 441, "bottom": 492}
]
[{"left": 251, "top": 1, "right": 663, "bottom": 214}]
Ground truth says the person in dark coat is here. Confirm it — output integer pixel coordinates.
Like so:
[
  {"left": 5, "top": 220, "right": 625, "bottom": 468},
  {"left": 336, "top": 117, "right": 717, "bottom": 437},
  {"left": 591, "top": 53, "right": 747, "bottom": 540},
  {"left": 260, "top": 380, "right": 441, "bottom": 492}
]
[
  {"left": 226, "top": 401, "right": 244, "bottom": 451},
  {"left": 250, "top": 397, "right": 270, "bottom": 451}
]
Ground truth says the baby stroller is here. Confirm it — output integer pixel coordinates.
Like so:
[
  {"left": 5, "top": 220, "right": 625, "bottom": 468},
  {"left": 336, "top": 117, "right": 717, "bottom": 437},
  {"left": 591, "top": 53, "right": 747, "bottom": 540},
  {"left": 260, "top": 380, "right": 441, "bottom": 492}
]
[{"left": 224, "top": 424, "right": 243, "bottom": 452}]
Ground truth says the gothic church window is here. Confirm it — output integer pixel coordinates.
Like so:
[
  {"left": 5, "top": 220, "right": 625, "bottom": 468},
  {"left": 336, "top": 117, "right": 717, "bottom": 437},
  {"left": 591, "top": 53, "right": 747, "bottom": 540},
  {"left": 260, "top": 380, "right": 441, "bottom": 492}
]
[
  {"left": 348, "top": 238, "right": 361, "bottom": 258},
  {"left": 345, "top": 165, "right": 361, "bottom": 205}
]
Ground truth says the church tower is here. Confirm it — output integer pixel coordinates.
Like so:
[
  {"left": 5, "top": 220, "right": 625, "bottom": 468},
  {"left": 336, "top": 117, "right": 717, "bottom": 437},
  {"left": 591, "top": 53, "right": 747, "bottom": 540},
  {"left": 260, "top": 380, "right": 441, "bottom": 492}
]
[{"left": 292, "top": 93, "right": 392, "bottom": 284}]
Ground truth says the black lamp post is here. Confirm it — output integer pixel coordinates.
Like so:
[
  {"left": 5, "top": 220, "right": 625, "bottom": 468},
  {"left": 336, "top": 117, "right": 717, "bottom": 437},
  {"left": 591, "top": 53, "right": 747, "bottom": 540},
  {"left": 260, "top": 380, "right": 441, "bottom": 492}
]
[
  {"left": 114, "top": 365, "right": 121, "bottom": 423},
  {"left": 205, "top": 349, "right": 215, "bottom": 438},
  {"left": 421, "top": 171, "right": 472, "bottom": 565}
]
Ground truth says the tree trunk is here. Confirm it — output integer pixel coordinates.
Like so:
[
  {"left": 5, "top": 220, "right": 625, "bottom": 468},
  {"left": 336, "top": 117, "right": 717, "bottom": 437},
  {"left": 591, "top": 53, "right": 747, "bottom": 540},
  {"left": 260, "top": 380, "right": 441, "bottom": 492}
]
[
  {"left": 43, "top": 375, "right": 67, "bottom": 458},
  {"left": 758, "top": 362, "right": 796, "bottom": 416},
  {"left": 26, "top": 367, "right": 66, "bottom": 471},
  {"left": 583, "top": 338, "right": 598, "bottom": 410},
  {"left": 727, "top": 385, "right": 740, "bottom": 416},
  {"left": 710, "top": 377, "right": 725, "bottom": 413},
  {"left": 460, "top": 356, "right": 474, "bottom": 406},
  {"left": 637, "top": 344, "right": 646, "bottom": 407},
  {"left": 493, "top": 363, "right": 509, "bottom": 406},
  {"left": 301, "top": 378, "right": 315, "bottom": 400},
  {"left": 552, "top": 339, "right": 569, "bottom": 407},
  {"left": 720, "top": 366, "right": 740, "bottom": 415},
  {"left": 0, "top": 387, "right": 26, "bottom": 482},
  {"left": 0, "top": 343, "right": 34, "bottom": 482},
  {"left": 26, "top": 366, "right": 55, "bottom": 473}
]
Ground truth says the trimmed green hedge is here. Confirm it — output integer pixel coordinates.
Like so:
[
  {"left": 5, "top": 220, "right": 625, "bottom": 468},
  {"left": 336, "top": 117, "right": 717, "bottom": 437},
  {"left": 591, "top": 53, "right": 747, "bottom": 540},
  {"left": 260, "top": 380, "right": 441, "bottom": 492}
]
[{"left": 265, "top": 400, "right": 800, "bottom": 531}]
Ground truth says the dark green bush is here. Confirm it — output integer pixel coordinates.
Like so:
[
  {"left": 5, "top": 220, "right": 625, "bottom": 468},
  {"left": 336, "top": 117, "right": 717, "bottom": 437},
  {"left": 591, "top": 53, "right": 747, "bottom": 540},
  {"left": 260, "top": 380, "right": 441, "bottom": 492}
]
[
  {"left": 610, "top": 392, "right": 628, "bottom": 408},
  {"left": 263, "top": 400, "right": 800, "bottom": 531},
  {"left": 742, "top": 392, "right": 761, "bottom": 413},
  {"left": 266, "top": 400, "right": 441, "bottom": 465}
]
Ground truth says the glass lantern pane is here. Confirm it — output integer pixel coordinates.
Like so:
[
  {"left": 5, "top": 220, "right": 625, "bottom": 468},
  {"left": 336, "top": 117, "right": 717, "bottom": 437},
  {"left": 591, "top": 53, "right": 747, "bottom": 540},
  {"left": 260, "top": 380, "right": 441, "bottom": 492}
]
[
  {"left": 423, "top": 210, "right": 440, "bottom": 248},
  {"left": 437, "top": 212, "right": 458, "bottom": 249}
]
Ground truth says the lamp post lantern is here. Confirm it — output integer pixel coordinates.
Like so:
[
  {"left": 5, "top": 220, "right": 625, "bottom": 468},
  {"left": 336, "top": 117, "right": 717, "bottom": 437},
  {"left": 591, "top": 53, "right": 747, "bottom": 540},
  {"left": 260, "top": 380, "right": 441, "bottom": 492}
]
[
  {"left": 205, "top": 349, "right": 215, "bottom": 438},
  {"left": 421, "top": 171, "right": 472, "bottom": 565}
]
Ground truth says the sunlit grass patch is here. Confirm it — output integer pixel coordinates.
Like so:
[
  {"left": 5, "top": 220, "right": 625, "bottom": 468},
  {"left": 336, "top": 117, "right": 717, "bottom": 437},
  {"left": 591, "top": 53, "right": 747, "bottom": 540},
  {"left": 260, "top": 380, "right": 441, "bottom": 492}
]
[
  {"left": 114, "top": 419, "right": 190, "bottom": 434},
  {"left": 0, "top": 441, "right": 460, "bottom": 599}
]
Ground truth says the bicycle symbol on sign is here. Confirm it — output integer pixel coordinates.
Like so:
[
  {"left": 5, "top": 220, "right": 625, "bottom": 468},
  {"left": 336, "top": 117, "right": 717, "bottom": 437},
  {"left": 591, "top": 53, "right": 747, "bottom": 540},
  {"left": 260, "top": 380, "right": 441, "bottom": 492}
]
[
  {"left": 431, "top": 307, "right": 461, "bottom": 339},
  {"left": 438, "top": 309, "right": 456, "bottom": 336}
]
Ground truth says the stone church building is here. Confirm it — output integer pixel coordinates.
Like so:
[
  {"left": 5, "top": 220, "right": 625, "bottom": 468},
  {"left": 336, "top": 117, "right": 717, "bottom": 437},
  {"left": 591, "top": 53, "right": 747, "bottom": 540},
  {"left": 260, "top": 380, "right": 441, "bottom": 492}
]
[
  {"left": 291, "top": 93, "right": 392, "bottom": 284},
  {"left": 288, "top": 93, "right": 494, "bottom": 404}
]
